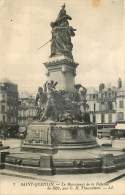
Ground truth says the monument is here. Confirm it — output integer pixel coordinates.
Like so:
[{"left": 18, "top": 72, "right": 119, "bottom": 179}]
[
  {"left": 3, "top": 5, "right": 125, "bottom": 175},
  {"left": 44, "top": 4, "right": 78, "bottom": 91}
]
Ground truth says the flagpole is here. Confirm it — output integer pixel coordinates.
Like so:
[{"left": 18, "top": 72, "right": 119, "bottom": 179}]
[{"left": 36, "top": 39, "right": 52, "bottom": 52}]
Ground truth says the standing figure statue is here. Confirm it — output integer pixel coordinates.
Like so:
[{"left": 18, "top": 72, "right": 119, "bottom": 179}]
[
  {"left": 40, "top": 81, "right": 59, "bottom": 121},
  {"left": 35, "top": 87, "right": 47, "bottom": 120},
  {"left": 50, "top": 4, "right": 76, "bottom": 59}
]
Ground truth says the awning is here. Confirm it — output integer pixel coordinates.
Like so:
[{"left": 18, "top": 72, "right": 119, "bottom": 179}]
[
  {"left": 97, "top": 128, "right": 115, "bottom": 133},
  {"left": 115, "top": 123, "right": 125, "bottom": 130}
]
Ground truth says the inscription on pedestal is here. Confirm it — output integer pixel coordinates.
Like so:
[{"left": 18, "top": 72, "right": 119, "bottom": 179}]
[{"left": 27, "top": 126, "right": 48, "bottom": 143}]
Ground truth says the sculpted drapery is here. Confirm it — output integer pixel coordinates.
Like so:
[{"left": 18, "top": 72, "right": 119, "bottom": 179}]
[{"left": 50, "top": 4, "right": 76, "bottom": 59}]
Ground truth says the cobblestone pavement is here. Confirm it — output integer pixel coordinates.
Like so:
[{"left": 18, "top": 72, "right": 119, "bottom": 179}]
[
  {"left": 97, "top": 137, "right": 125, "bottom": 149},
  {"left": 2, "top": 137, "right": 125, "bottom": 150}
]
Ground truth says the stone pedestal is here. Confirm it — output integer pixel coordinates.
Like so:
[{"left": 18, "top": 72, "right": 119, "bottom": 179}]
[
  {"left": 0, "top": 151, "right": 9, "bottom": 169},
  {"left": 44, "top": 56, "right": 79, "bottom": 91},
  {"left": 21, "top": 120, "right": 58, "bottom": 154},
  {"left": 21, "top": 121, "right": 98, "bottom": 154},
  {"left": 99, "top": 154, "right": 116, "bottom": 173},
  {"left": 40, "top": 155, "right": 52, "bottom": 168}
]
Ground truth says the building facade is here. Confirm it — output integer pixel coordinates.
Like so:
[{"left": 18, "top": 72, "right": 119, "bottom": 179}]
[
  {"left": 87, "top": 78, "right": 124, "bottom": 126},
  {"left": 18, "top": 91, "right": 36, "bottom": 127},
  {"left": 1, "top": 77, "right": 124, "bottom": 134},
  {"left": 116, "top": 85, "right": 125, "bottom": 122},
  {"left": 0, "top": 79, "right": 18, "bottom": 136},
  {"left": 86, "top": 87, "right": 99, "bottom": 123}
]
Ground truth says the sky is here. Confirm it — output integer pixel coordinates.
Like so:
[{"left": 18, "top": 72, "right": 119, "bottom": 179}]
[{"left": 0, "top": 0, "right": 124, "bottom": 94}]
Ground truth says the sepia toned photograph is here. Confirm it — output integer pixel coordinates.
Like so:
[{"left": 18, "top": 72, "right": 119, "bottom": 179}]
[{"left": 0, "top": 0, "right": 125, "bottom": 194}]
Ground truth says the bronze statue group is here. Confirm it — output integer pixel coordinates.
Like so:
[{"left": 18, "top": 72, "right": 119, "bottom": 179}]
[{"left": 34, "top": 81, "right": 90, "bottom": 123}]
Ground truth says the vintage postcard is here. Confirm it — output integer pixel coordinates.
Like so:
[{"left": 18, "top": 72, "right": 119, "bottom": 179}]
[{"left": 0, "top": 0, "right": 125, "bottom": 195}]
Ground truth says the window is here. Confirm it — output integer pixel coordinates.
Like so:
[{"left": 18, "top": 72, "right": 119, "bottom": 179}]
[
  {"left": 101, "top": 94, "right": 104, "bottom": 98},
  {"left": 105, "top": 102, "right": 109, "bottom": 111},
  {"left": 11, "top": 117, "right": 13, "bottom": 123},
  {"left": 109, "top": 102, "right": 112, "bottom": 110},
  {"left": 8, "top": 116, "right": 10, "bottom": 122},
  {"left": 94, "top": 103, "right": 96, "bottom": 111},
  {"left": 18, "top": 101, "right": 21, "bottom": 106},
  {"left": 93, "top": 114, "right": 96, "bottom": 123},
  {"left": 101, "top": 113, "right": 105, "bottom": 123},
  {"left": 23, "top": 110, "right": 26, "bottom": 117},
  {"left": 119, "top": 101, "right": 124, "bottom": 108},
  {"left": 29, "top": 110, "right": 32, "bottom": 116},
  {"left": 7, "top": 95, "right": 10, "bottom": 100},
  {"left": 93, "top": 95, "right": 95, "bottom": 99},
  {"left": 2, "top": 105, "right": 5, "bottom": 112},
  {"left": 101, "top": 103, "right": 105, "bottom": 111},
  {"left": 117, "top": 112, "right": 124, "bottom": 121},
  {"left": 2, "top": 95, "right": 5, "bottom": 101},
  {"left": 108, "top": 114, "right": 112, "bottom": 123},
  {"left": 3, "top": 115, "right": 5, "bottom": 122},
  {"left": 14, "top": 117, "right": 16, "bottom": 123},
  {"left": 108, "top": 93, "right": 111, "bottom": 98}
]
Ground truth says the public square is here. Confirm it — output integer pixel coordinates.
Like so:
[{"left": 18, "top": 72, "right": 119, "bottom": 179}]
[
  {"left": 2, "top": 137, "right": 125, "bottom": 153},
  {"left": 0, "top": 138, "right": 125, "bottom": 195},
  {"left": 0, "top": 1, "right": 125, "bottom": 195}
]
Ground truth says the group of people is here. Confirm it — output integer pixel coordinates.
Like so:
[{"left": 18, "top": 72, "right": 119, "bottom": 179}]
[{"left": 0, "top": 129, "right": 8, "bottom": 140}]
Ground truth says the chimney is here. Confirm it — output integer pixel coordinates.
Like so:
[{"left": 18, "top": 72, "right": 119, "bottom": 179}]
[
  {"left": 118, "top": 78, "right": 122, "bottom": 89},
  {"left": 99, "top": 83, "right": 105, "bottom": 92}
]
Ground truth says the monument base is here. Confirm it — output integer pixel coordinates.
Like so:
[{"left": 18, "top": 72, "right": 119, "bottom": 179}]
[
  {"left": 21, "top": 121, "right": 98, "bottom": 154},
  {"left": 4, "top": 147, "right": 125, "bottom": 175},
  {"left": 3, "top": 121, "right": 125, "bottom": 175}
]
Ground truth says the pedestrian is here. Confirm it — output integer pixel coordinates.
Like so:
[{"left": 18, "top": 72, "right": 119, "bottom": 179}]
[
  {"left": 20, "top": 132, "right": 24, "bottom": 147},
  {"left": 110, "top": 135, "right": 114, "bottom": 146}
]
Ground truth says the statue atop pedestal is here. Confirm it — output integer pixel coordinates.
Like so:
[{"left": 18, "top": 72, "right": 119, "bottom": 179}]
[
  {"left": 50, "top": 4, "right": 76, "bottom": 59},
  {"left": 35, "top": 5, "right": 90, "bottom": 122}
]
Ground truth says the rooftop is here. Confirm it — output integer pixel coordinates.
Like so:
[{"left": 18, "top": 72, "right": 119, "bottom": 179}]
[
  {"left": 87, "top": 87, "right": 98, "bottom": 95},
  {"left": 117, "top": 84, "right": 125, "bottom": 91},
  {"left": 0, "top": 78, "right": 17, "bottom": 85},
  {"left": 102, "top": 84, "right": 117, "bottom": 92},
  {"left": 19, "top": 91, "right": 34, "bottom": 99}
]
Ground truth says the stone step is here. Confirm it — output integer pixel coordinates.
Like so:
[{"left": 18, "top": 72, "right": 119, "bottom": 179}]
[{"left": 5, "top": 163, "right": 52, "bottom": 175}]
